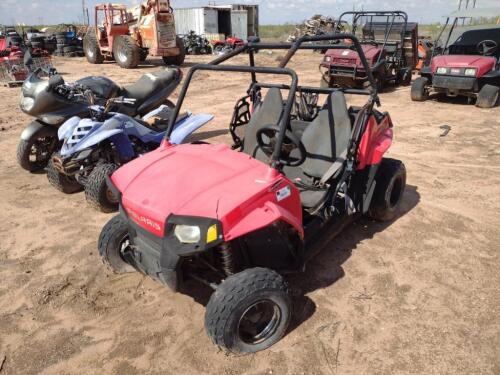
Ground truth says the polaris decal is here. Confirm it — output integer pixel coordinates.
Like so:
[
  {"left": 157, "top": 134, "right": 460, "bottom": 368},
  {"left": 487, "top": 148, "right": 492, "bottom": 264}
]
[
  {"left": 276, "top": 185, "right": 291, "bottom": 202},
  {"left": 127, "top": 208, "right": 162, "bottom": 232}
]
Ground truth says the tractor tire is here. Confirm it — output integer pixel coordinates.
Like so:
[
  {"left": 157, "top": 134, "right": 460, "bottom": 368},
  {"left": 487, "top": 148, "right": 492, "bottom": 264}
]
[
  {"left": 83, "top": 32, "right": 104, "bottom": 64},
  {"left": 411, "top": 77, "right": 429, "bottom": 102},
  {"left": 47, "top": 155, "right": 83, "bottom": 194},
  {"left": 16, "top": 124, "right": 59, "bottom": 172},
  {"left": 476, "top": 84, "right": 499, "bottom": 108},
  {"left": 162, "top": 36, "right": 186, "bottom": 66},
  {"left": 369, "top": 158, "right": 407, "bottom": 222},
  {"left": 205, "top": 267, "right": 292, "bottom": 355},
  {"left": 113, "top": 35, "right": 140, "bottom": 69},
  {"left": 98, "top": 215, "right": 135, "bottom": 274},
  {"left": 84, "top": 163, "right": 119, "bottom": 213}
]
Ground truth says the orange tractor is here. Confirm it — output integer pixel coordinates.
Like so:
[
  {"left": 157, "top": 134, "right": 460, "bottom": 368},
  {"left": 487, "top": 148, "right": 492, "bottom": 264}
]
[{"left": 83, "top": 1, "right": 185, "bottom": 69}]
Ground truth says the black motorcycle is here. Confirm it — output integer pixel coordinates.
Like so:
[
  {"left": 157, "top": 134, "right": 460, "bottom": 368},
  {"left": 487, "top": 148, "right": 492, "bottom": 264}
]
[{"left": 17, "top": 67, "right": 182, "bottom": 172}]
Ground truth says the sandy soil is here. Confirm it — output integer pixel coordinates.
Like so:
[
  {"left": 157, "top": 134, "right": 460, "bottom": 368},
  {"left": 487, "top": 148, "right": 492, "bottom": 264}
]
[{"left": 0, "top": 52, "right": 499, "bottom": 375}]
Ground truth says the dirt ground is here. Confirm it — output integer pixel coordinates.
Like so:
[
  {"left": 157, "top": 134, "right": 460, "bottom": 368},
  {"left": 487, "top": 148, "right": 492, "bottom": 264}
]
[{"left": 0, "top": 52, "right": 499, "bottom": 375}]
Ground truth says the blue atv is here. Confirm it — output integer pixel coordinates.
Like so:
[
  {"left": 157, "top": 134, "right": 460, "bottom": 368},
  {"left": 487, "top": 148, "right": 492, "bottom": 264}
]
[{"left": 47, "top": 96, "right": 213, "bottom": 212}]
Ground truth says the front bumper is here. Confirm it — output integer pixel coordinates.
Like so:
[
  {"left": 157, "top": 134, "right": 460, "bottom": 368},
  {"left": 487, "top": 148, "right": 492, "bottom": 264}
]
[
  {"left": 432, "top": 75, "right": 476, "bottom": 91},
  {"left": 112, "top": 176, "right": 225, "bottom": 292}
]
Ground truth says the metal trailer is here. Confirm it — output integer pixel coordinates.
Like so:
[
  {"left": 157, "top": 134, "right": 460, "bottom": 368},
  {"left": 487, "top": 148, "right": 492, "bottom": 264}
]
[{"left": 174, "top": 4, "right": 259, "bottom": 40}]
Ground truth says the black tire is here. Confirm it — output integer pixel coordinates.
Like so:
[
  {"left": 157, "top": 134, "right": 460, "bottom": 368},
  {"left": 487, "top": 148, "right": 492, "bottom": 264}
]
[
  {"left": 205, "top": 267, "right": 292, "bottom": 354},
  {"left": 47, "top": 155, "right": 83, "bottom": 194},
  {"left": 84, "top": 163, "right": 119, "bottom": 213},
  {"left": 162, "top": 36, "right": 186, "bottom": 66},
  {"left": 16, "top": 124, "right": 59, "bottom": 172},
  {"left": 397, "top": 68, "right": 412, "bottom": 86},
  {"left": 31, "top": 42, "right": 43, "bottom": 49},
  {"left": 83, "top": 31, "right": 104, "bottom": 64},
  {"left": 476, "top": 84, "right": 499, "bottom": 108},
  {"left": 113, "top": 35, "right": 140, "bottom": 69},
  {"left": 411, "top": 77, "right": 429, "bottom": 102},
  {"left": 369, "top": 158, "right": 407, "bottom": 222},
  {"left": 320, "top": 75, "right": 332, "bottom": 88},
  {"left": 98, "top": 215, "right": 135, "bottom": 274},
  {"left": 63, "top": 46, "right": 76, "bottom": 53}
]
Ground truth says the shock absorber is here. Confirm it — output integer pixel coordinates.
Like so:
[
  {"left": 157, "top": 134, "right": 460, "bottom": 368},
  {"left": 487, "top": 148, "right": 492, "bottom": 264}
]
[{"left": 219, "top": 243, "right": 235, "bottom": 276}]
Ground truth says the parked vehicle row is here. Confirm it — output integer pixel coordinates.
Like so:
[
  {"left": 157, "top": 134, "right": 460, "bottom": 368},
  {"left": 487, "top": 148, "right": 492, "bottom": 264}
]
[{"left": 13, "top": 7, "right": 499, "bottom": 359}]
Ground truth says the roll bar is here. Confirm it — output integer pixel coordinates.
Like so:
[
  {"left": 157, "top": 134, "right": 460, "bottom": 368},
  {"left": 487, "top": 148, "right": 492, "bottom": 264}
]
[
  {"left": 337, "top": 11, "right": 409, "bottom": 65},
  {"left": 165, "top": 33, "right": 379, "bottom": 168}
]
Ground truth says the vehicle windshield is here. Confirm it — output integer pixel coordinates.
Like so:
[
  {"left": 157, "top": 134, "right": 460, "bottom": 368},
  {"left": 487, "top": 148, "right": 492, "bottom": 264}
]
[{"left": 448, "top": 27, "right": 500, "bottom": 57}]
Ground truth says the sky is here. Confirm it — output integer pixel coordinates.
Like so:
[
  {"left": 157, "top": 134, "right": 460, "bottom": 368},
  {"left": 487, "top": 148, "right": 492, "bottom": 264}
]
[{"left": 0, "top": 0, "right": 498, "bottom": 26}]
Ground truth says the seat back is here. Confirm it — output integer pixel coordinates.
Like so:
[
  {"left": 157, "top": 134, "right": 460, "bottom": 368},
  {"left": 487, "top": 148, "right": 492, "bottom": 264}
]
[
  {"left": 243, "top": 88, "right": 284, "bottom": 158},
  {"left": 301, "top": 91, "right": 351, "bottom": 178},
  {"left": 286, "top": 91, "right": 352, "bottom": 208}
]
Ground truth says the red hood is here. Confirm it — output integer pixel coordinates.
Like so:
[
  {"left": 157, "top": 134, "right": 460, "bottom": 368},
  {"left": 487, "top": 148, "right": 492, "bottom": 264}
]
[
  {"left": 325, "top": 44, "right": 382, "bottom": 65},
  {"left": 112, "top": 143, "right": 285, "bottom": 237},
  {"left": 431, "top": 55, "right": 496, "bottom": 77}
]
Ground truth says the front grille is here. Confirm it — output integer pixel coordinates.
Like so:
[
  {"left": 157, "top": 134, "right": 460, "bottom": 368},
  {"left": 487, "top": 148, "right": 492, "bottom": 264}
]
[{"left": 433, "top": 76, "right": 475, "bottom": 91}]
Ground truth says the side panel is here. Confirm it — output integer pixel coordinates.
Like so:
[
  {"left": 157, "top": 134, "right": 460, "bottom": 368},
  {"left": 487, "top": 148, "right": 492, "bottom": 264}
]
[
  {"left": 357, "top": 115, "right": 393, "bottom": 170},
  {"left": 222, "top": 178, "right": 303, "bottom": 241}
]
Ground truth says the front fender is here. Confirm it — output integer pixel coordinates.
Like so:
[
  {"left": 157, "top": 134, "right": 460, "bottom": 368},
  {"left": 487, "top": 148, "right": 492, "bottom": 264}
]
[
  {"left": 58, "top": 116, "right": 81, "bottom": 141},
  {"left": 60, "top": 129, "right": 124, "bottom": 157},
  {"left": 170, "top": 114, "right": 214, "bottom": 144},
  {"left": 20, "top": 120, "right": 51, "bottom": 141}
]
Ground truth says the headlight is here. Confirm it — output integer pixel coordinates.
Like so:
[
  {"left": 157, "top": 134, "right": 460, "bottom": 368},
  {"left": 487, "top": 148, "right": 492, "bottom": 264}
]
[
  {"left": 324, "top": 56, "right": 331, "bottom": 63},
  {"left": 174, "top": 225, "right": 201, "bottom": 244},
  {"left": 20, "top": 96, "right": 35, "bottom": 112},
  {"left": 436, "top": 67, "right": 447, "bottom": 74},
  {"left": 464, "top": 68, "right": 477, "bottom": 77}
]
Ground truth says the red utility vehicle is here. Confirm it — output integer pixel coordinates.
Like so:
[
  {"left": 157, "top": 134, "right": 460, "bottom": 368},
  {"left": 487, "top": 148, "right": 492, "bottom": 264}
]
[
  {"left": 320, "top": 11, "right": 418, "bottom": 90},
  {"left": 98, "top": 35, "right": 407, "bottom": 354},
  {"left": 411, "top": 25, "right": 500, "bottom": 108}
]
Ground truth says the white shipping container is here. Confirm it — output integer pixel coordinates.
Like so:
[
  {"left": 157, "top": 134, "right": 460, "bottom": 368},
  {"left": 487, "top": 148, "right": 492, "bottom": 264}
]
[{"left": 174, "top": 8, "right": 219, "bottom": 36}]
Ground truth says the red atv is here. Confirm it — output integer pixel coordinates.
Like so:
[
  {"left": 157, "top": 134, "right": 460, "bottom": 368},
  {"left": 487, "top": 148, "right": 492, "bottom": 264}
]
[
  {"left": 98, "top": 35, "right": 407, "bottom": 354},
  {"left": 411, "top": 26, "right": 500, "bottom": 108},
  {"left": 212, "top": 36, "right": 245, "bottom": 55},
  {"left": 320, "top": 11, "right": 418, "bottom": 90}
]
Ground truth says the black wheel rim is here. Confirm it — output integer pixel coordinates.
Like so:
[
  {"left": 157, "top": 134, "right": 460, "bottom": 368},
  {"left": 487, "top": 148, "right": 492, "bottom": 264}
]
[
  {"left": 30, "top": 136, "right": 57, "bottom": 167},
  {"left": 238, "top": 300, "right": 282, "bottom": 345}
]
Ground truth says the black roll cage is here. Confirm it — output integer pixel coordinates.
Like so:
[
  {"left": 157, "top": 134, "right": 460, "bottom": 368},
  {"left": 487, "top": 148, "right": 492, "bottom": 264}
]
[
  {"left": 336, "top": 11, "right": 409, "bottom": 65},
  {"left": 165, "top": 34, "right": 379, "bottom": 169}
]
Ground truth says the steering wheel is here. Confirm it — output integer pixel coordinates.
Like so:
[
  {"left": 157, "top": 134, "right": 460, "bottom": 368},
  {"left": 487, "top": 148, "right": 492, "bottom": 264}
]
[
  {"left": 477, "top": 40, "right": 498, "bottom": 56},
  {"left": 256, "top": 125, "right": 306, "bottom": 167}
]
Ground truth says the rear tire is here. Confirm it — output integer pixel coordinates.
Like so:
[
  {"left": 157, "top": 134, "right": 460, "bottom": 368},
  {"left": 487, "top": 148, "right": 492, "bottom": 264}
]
[
  {"left": 84, "top": 163, "right": 119, "bottom": 213},
  {"left": 83, "top": 30, "right": 104, "bottom": 64},
  {"left": 47, "top": 155, "right": 83, "bottom": 194},
  {"left": 369, "top": 158, "right": 407, "bottom": 222},
  {"left": 205, "top": 267, "right": 291, "bottom": 355},
  {"left": 113, "top": 35, "right": 140, "bottom": 69},
  {"left": 476, "top": 84, "right": 499, "bottom": 108},
  {"left": 17, "top": 124, "right": 59, "bottom": 172},
  {"left": 162, "top": 36, "right": 186, "bottom": 66},
  {"left": 98, "top": 215, "right": 135, "bottom": 274},
  {"left": 411, "top": 77, "right": 429, "bottom": 102}
]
